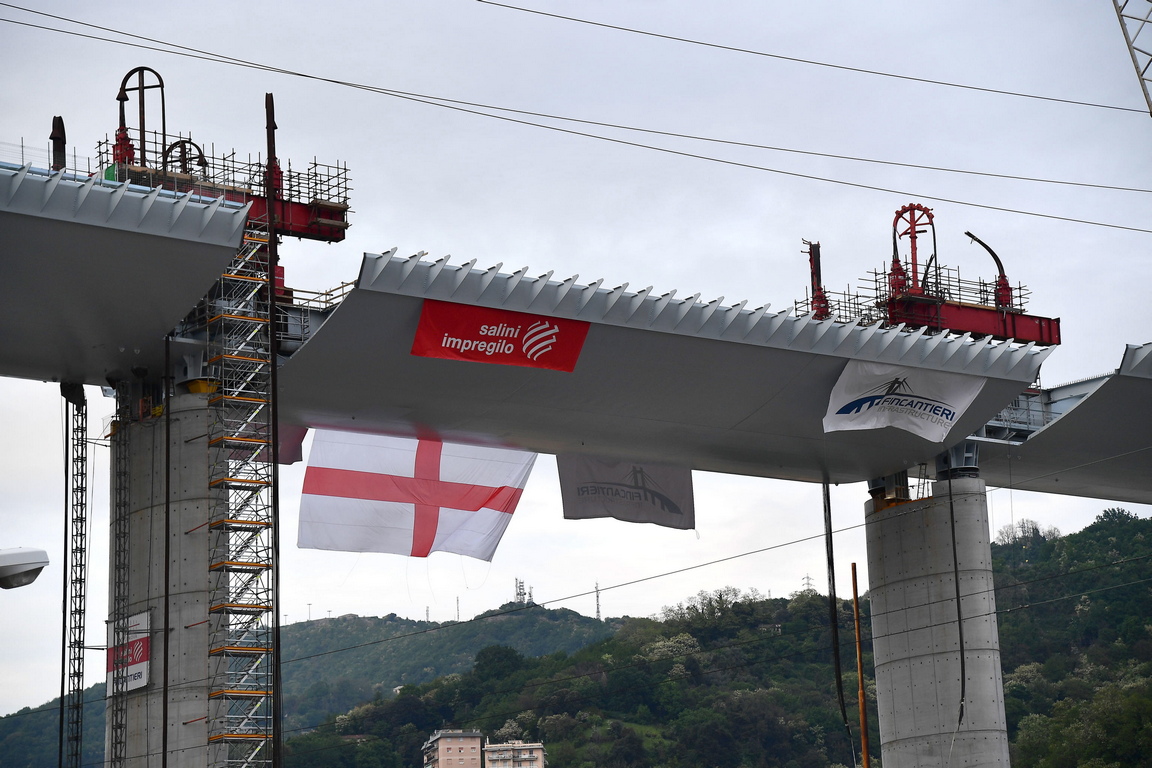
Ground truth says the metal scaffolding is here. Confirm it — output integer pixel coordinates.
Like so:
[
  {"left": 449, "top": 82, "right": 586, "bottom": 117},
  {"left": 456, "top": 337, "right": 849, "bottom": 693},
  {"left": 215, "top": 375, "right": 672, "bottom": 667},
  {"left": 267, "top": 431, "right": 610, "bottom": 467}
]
[
  {"left": 88, "top": 73, "right": 349, "bottom": 767},
  {"left": 205, "top": 217, "right": 276, "bottom": 768},
  {"left": 60, "top": 384, "right": 88, "bottom": 768}
]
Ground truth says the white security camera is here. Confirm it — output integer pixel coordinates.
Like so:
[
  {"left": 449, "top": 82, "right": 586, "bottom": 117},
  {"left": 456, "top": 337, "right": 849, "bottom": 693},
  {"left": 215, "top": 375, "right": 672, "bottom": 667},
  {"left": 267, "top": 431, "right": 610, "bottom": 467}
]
[{"left": 0, "top": 547, "right": 50, "bottom": 589}]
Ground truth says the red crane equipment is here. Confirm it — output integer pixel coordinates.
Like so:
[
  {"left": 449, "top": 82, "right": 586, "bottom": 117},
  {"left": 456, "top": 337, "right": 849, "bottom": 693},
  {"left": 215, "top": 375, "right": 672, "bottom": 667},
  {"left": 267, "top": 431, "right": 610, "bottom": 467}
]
[
  {"left": 804, "top": 239, "right": 832, "bottom": 321},
  {"left": 796, "top": 204, "right": 1061, "bottom": 346},
  {"left": 882, "top": 204, "right": 1060, "bottom": 345},
  {"left": 99, "top": 67, "right": 350, "bottom": 244}
]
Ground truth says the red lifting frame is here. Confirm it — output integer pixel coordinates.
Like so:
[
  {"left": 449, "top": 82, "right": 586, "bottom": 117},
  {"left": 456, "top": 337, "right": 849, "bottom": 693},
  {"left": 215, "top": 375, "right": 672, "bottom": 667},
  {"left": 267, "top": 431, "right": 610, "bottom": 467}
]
[{"left": 885, "top": 204, "right": 1060, "bottom": 346}]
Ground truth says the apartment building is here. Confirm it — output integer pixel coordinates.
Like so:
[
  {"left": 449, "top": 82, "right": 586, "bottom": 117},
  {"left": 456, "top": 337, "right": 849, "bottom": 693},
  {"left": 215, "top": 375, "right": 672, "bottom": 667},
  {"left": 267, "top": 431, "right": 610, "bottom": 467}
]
[
  {"left": 422, "top": 729, "right": 484, "bottom": 768},
  {"left": 483, "top": 739, "right": 548, "bottom": 768}
]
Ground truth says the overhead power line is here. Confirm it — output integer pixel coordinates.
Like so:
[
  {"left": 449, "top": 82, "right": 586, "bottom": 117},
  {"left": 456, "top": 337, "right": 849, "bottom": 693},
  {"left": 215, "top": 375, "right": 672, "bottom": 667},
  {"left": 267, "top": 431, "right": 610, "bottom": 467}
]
[
  {"left": 102, "top": 571, "right": 1152, "bottom": 767},
  {"left": 3, "top": 5, "right": 1149, "bottom": 196},
  {"left": 8, "top": 505, "right": 1145, "bottom": 726},
  {"left": 2, "top": 7, "right": 1152, "bottom": 235},
  {"left": 477, "top": 0, "right": 1148, "bottom": 115},
  {"left": 10, "top": 543, "right": 1150, "bottom": 768}
]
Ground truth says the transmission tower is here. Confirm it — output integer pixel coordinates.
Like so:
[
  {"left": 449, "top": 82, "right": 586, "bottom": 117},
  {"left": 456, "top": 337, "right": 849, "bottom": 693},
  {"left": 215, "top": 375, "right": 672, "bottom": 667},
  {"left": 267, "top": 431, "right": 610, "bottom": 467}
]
[{"left": 1113, "top": 0, "right": 1152, "bottom": 116}]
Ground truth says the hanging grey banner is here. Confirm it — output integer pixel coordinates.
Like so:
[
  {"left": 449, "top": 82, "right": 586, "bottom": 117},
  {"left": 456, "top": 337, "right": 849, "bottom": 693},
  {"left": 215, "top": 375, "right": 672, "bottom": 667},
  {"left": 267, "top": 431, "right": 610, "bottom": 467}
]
[{"left": 558, "top": 454, "right": 695, "bottom": 530}]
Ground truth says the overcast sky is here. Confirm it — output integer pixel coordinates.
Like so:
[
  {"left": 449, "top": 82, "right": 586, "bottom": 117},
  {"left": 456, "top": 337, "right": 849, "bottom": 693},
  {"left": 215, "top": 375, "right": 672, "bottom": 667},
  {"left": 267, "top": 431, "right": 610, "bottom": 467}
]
[{"left": 1, "top": 0, "right": 1151, "bottom": 717}]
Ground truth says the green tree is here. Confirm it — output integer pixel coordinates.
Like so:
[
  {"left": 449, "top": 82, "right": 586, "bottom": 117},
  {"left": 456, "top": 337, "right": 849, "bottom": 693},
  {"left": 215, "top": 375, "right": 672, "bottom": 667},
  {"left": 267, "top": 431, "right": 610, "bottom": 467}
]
[{"left": 474, "top": 645, "right": 524, "bottom": 681}]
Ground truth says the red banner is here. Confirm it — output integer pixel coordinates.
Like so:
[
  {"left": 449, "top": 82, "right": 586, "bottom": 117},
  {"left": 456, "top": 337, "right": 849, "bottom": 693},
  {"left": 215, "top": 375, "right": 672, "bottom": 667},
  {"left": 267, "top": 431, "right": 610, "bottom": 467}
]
[
  {"left": 411, "top": 300, "right": 590, "bottom": 372},
  {"left": 106, "top": 635, "right": 150, "bottom": 671}
]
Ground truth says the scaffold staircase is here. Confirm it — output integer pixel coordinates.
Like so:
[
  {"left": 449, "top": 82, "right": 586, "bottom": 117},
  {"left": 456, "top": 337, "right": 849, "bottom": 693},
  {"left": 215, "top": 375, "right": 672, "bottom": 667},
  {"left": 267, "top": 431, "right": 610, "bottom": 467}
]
[{"left": 205, "top": 217, "right": 276, "bottom": 768}]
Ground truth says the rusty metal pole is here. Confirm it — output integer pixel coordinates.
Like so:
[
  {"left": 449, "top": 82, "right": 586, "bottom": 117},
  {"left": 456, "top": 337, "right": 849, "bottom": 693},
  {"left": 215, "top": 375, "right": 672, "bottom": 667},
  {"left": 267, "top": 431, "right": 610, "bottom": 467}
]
[
  {"left": 265, "top": 91, "right": 284, "bottom": 768},
  {"left": 851, "top": 563, "right": 871, "bottom": 768},
  {"left": 50, "top": 116, "right": 67, "bottom": 171}
]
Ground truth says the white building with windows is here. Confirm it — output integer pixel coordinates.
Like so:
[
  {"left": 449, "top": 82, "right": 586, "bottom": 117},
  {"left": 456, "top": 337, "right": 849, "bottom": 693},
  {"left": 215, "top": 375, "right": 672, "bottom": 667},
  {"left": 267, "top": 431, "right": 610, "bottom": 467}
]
[{"left": 483, "top": 739, "right": 547, "bottom": 768}]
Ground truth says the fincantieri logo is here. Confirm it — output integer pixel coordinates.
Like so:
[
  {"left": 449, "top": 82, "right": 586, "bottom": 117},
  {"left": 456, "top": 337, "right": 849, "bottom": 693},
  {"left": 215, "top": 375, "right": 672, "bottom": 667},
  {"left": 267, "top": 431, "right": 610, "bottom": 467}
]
[
  {"left": 575, "top": 466, "right": 684, "bottom": 516},
  {"left": 835, "top": 377, "right": 960, "bottom": 429}
]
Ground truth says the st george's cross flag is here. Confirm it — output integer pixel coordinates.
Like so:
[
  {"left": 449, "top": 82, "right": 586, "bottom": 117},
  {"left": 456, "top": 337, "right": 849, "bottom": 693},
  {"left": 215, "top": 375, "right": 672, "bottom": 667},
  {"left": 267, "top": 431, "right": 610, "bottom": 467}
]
[{"left": 298, "top": 430, "right": 537, "bottom": 561}]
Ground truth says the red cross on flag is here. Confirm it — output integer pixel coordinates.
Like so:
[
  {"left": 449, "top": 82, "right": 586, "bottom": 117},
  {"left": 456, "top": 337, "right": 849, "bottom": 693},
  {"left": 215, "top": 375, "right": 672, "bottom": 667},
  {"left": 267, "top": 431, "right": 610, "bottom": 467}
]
[{"left": 299, "top": 430, "right": 537, "bottom": 561}]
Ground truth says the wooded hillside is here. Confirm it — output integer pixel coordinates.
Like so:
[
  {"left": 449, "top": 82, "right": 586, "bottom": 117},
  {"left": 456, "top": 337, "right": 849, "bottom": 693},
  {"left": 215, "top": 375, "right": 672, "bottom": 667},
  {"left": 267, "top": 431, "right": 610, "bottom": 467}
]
[{"left": 3, "top": 508, "right": 1149, "bottom": 768}]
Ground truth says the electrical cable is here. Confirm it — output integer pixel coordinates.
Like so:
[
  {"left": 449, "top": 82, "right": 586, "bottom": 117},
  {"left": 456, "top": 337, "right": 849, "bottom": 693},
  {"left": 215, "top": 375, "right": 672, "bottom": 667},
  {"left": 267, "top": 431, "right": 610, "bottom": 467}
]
[
  {"left": 5, "top": 498, "right": 876, "bottom": 724},
  {"left": 279, "top": 518, "right": 864, "bottom": 666},
  {"left": 2, "top": 8, "right": 1152, "bottom": 236},
  {"left": 279, "top": 555, "right": 1152, "bottom": 738},
  {"left": 1, "top": 15, "right": 1149, "bottom": 198},
  {"left": 34, "top": 553, "right": 1152, "bottom": 737},
  {"left": 127, "top": 89, "right": 1152, "bottom": 234},
  {"left": 161, "top": 341, "right": 172, "bottom": 768},
  {"left": 990, "top": 443, "right": 1152, "bottom": 489},
  {"left": 266, "top": 94, "right": 287, "bottom": 768},
  {"left": 180, "top": 547, "right": 1152, "bottom": 716},
  {"left": 476, "top": 1, "right": 1148, "bottom": 115},
  {"left": 266, "top": 573, "right": 1152, "bottom": 767},
  {"left": 823, "top": 481, "right": 857, "bottom": 767},
  {"left": 10, "top": 498, "right": 1146, "bottom": 725},
  {"left": 13, "top": 3, "right": 1150, "bottom": 196},
  {"left": 945, "top": 471, "right": 967, "bottom": 764},
  {"left": 12, "top": 547, "right": 1152, "bottom": 768},
  {"left": 445, "top": 574, "right": 1152, "bottom": 734},
  {"left": 12, "top": 531, "right": 1147, "bottom": 728}
]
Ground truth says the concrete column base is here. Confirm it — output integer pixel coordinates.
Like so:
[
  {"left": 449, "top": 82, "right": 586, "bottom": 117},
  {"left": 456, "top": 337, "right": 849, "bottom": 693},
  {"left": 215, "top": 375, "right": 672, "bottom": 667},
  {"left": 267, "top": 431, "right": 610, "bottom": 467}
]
[
  {"left": 866, "top": 477, "right": 1010, "bottom": 768},
  {"left": 107, "top": 393, "right": 212, "bottom": 768}
]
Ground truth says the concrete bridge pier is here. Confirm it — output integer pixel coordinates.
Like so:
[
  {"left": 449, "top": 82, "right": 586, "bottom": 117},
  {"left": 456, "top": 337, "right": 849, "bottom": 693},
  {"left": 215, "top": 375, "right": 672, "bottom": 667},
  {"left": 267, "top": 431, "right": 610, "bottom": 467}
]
[
  {"left": 106, "top": 392, "right": 212, "bottom": 768},
  {"left": 864, "top": 444, "right": 1010, "bottom": 767}
]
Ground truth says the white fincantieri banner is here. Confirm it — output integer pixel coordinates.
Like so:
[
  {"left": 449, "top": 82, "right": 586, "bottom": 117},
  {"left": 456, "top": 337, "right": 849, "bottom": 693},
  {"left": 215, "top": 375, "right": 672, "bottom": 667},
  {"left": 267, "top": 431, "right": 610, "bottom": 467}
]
[
  {"left": 823, "top": 360, "right": 987, "bottom": 443},
  {"left": 106, "top": 611, "right": 150, "bottom": 695},
  {"left": 558, "top": 455, "right": 695, "bottom": 530},
  {"left": 299, "top": 430, "right": 536, "bottom": 562}
]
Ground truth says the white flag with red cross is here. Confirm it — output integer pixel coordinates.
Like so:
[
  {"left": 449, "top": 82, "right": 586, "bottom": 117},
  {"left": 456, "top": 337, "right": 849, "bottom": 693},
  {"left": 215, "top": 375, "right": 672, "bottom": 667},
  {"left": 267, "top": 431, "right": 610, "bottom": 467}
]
[{"left": 298, "top": 430, "right": 536, "bottom": 561}]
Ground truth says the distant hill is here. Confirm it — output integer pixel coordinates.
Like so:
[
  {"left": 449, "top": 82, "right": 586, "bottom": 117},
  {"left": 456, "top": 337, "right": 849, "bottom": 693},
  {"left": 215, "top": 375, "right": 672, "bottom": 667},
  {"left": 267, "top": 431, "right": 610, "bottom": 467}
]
[
  {"left": 279, "top": 508, "right": 1152, "bottom": 768},
  {"left": 0, "top": 602, "right": 614, "bottom": 767},
  {"left": 6, "top": 509, "right": 1150, "bottom": 768},
  {"left": 284, "top": 586, "right": 872, "bottom": 768},
  {"left": 281, "top": 603, "right": 617, "bottom": 731},
  {"left": 992, "top": 508, "right": 1152, "bottom": 766},
  {"left": 0, "top": 684, "right": 106, "bottom": 768}
]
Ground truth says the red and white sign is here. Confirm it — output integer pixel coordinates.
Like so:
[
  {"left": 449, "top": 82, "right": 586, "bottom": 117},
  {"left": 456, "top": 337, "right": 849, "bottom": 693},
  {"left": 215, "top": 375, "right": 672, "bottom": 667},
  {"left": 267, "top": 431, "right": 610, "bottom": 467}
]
[
  {"left": 106, "top": 611, "right": 150, "bottom": 695},
  {"left": 299, "top": 429, "right": 537, "bottom": 561},
  {"left": 411, "top": 299, "right": 590, "bottom": 372}
]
